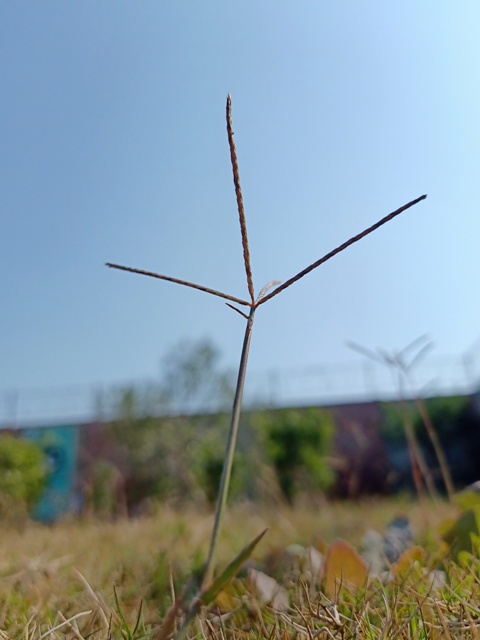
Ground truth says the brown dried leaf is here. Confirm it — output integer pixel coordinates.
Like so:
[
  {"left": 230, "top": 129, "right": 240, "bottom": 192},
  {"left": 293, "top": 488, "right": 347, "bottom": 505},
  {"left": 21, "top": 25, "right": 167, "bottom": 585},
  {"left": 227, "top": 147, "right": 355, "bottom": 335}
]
[{"left": 320, "top": 538, "right": 369, "bottom": 598}]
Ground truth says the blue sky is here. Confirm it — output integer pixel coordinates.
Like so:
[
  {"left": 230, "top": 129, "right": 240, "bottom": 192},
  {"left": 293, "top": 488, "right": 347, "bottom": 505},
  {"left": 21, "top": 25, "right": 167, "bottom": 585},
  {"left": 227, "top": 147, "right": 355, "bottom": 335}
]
[{"left": 2, "top": 2, "right": 480, "bottom": 401}]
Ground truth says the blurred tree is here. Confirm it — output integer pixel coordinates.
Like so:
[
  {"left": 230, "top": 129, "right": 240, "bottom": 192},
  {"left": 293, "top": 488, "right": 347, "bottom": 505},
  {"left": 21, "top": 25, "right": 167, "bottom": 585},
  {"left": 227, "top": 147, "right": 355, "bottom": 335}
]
[
  {"left": 106, "top": 338, "right": 235, "bottom": 512},
  {"left": 160, "top": 338, "right": 234, "bottom": 414}
]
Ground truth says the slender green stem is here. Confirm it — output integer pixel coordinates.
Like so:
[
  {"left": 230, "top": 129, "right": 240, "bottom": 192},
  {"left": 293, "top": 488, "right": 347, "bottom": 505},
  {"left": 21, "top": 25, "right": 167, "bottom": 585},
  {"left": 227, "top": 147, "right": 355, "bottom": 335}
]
[{"left": 202, "top": 306, "right": 256, "bottom": 587}]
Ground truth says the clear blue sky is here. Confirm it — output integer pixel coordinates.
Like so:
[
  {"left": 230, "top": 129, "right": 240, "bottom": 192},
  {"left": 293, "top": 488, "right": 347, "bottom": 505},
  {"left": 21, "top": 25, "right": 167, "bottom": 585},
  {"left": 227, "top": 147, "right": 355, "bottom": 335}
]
[{"left": 2, "top": 2, "right": 480, "bottom": 396}]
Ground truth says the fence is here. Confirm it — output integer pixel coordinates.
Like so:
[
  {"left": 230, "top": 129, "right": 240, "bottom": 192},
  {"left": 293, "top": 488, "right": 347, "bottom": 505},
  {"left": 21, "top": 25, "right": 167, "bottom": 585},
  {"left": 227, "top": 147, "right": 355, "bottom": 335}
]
[{"left": 2, "top": 349, "right": 480, "bottom": 428}]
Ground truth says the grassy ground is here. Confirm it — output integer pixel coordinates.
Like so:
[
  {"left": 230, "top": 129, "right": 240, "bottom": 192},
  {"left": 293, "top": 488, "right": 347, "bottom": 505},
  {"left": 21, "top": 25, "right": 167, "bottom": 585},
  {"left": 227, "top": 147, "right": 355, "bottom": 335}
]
[{"left": 0, "top": 497, "right": 476, "bottom": 639}]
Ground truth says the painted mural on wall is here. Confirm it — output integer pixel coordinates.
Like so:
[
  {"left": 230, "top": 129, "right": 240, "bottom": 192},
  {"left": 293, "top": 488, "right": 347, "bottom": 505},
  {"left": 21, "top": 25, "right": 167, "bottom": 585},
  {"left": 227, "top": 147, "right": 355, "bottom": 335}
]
[{"left": 22, "top": 425, "right": 79, "bottom": 522}]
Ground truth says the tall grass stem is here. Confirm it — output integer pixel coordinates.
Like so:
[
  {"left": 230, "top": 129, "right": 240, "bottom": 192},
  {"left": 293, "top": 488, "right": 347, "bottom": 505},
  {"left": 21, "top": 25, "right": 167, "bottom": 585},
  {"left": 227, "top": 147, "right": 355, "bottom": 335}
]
[
  {"left": 202, "top": 307, "right": 255, "bottom": 587},
  {"left": 412, "top": 393, "right": 455, "bottom": 500}
]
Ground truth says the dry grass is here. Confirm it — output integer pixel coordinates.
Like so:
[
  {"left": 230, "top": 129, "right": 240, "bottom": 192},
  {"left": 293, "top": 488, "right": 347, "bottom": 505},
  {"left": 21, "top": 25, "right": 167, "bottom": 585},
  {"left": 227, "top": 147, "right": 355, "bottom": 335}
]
[{"left": 0, "top": 497, "right": 473, "bottom": 638}]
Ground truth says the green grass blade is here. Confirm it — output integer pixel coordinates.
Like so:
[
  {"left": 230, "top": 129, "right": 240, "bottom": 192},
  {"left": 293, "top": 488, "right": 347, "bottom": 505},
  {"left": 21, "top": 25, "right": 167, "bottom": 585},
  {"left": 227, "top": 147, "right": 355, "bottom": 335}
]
[{"left": 201, "top": 528, "right": 268, "bottom": 606}]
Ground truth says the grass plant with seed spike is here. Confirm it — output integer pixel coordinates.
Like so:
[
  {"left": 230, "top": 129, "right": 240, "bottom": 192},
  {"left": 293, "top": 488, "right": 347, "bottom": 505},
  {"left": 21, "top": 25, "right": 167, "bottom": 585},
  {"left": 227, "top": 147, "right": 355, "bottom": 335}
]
[
  {"left": 347, "top": 336, "right": 455, "bottom": 502},
  {"left": 347, "top": 338, "right": 438, "bottom": 508},
  {"left": 107, "top": 95, "right": 427, "bottom": 635}
]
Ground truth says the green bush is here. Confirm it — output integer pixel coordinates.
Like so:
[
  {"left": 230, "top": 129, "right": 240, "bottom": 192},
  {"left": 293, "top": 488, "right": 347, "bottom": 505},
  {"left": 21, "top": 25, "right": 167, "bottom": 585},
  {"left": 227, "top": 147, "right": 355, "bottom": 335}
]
[
  {"left": 254, "top": 408, "right": 335, "bottom": 503},
  {"left": 0, "top": 435, "right": 47, "bottom": 515}
]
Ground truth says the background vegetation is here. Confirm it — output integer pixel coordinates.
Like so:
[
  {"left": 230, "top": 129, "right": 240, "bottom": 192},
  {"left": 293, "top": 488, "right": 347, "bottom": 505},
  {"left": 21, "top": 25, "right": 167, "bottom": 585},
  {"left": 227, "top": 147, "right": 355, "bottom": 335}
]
[
  {"left": 0, "top": 434, "right": 47, "bottom": 523},
  {"left": 2, "top": 340, "right": 480, "bottom": 637},
  {"left": 72, "top": 341, "right": 480, "bottom": 520}
]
